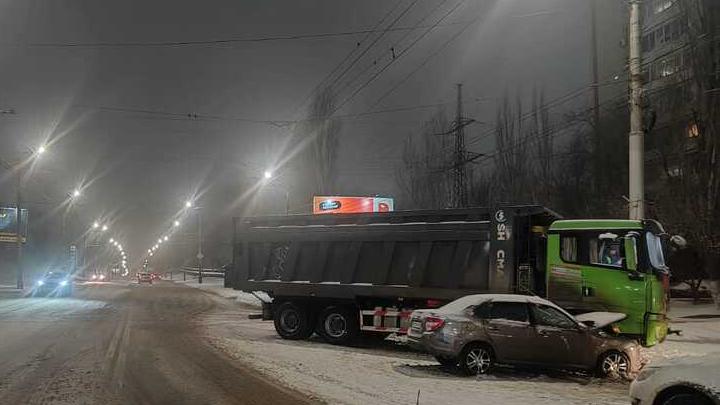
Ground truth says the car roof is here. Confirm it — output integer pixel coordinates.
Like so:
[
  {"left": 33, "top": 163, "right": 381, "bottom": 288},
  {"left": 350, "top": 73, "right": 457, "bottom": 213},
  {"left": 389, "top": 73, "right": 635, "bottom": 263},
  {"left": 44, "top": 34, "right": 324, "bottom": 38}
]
[{"left": 459, "top": 294, "right": 555, "bottom": 306}]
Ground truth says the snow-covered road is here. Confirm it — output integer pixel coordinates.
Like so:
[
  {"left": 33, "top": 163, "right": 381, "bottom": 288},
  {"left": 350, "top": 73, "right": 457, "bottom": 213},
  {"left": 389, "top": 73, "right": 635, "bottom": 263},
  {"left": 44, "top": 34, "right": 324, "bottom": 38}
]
[{"left": 193, "top": 279, "right": 720, "bottom": 405}]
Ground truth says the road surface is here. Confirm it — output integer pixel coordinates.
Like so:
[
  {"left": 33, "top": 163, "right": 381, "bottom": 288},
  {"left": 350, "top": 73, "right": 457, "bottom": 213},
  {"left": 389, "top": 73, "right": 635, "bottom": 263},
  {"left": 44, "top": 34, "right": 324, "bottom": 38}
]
[{"left": 0, "top": 281, "right": 315, "bottom": 405}]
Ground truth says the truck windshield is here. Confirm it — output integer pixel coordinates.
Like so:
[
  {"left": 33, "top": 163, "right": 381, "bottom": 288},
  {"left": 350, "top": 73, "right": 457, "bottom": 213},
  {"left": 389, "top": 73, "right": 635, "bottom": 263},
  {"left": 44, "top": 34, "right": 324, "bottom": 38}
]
[{"left": 646, "top": 232, "right": 667, "bottom": 270}]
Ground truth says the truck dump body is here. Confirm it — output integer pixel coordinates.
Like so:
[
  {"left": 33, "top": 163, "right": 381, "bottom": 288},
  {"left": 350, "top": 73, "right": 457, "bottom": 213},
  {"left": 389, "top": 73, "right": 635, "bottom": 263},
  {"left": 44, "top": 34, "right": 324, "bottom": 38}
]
[{"left": 229, "top": 206, "right": 559, "bottom": 302}]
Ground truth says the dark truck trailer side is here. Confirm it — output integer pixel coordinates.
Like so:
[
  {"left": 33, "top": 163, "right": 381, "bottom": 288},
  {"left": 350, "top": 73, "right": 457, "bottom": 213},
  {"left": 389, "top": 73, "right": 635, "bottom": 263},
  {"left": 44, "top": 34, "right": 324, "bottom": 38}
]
[{"left": 228, "top": 205, "right": 559, "bottom": 344}]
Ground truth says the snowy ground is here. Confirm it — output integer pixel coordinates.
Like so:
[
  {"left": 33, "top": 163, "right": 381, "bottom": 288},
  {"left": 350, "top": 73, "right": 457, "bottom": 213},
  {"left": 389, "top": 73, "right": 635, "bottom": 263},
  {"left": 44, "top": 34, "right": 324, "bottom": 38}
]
[
  {"left": 644, "top": 300, "right": 720, "bottom": 363},
  {"left": 191, "top": 285, "right": 720, "bottom": 405}
]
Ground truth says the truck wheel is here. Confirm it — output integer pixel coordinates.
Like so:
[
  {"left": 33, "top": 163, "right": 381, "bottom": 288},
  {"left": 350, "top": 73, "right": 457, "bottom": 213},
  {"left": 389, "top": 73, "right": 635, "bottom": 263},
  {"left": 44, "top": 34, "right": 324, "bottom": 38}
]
[
  {"left": 274, "top": 301, "right": 313, "bottom": 340},
  {"left": 318, "top": 306, "right": 359, "bottom": 345}
]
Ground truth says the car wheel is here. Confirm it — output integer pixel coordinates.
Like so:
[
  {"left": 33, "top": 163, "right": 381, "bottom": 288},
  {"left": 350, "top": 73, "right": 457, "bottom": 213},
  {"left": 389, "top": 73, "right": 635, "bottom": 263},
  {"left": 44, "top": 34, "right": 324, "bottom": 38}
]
[
  {"left": 434, "top": 356, "right": 458, "bottom": 369},
  {"left": 597, "top": 351, "right": 630, "bottom": 380},
  {"left": 273, "top": 301, "right": 313, "bottom": 340},
  {"left": 459, "top": 343, "right": 494, "bottom": 375},
  {"left": 317, "top": 306, "right": 359, "bottom": 345}
]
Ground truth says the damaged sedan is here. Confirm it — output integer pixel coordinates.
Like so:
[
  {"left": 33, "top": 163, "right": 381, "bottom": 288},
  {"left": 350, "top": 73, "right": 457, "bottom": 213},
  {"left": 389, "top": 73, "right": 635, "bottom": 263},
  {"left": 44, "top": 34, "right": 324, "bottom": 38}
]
[{"left": 407, "top": 294, "right": 641, "bottom": 378}]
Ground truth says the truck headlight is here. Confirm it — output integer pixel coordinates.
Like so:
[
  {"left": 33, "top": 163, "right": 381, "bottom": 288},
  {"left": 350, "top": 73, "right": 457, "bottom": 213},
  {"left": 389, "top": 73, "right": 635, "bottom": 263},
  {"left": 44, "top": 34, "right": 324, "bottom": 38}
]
[{"left": 60, "top": 280, "right": 68, "bottom": 286}]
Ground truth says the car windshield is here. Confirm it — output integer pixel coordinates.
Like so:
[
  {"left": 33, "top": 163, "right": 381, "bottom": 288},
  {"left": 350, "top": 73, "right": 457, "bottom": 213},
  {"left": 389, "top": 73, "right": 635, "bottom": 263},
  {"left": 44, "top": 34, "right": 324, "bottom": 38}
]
[
  {"left": 646, "top": 232, "right": 667, "bottom": 270},
  {"left": 44, "top": 272, "right": 67, "bottom": 279}
]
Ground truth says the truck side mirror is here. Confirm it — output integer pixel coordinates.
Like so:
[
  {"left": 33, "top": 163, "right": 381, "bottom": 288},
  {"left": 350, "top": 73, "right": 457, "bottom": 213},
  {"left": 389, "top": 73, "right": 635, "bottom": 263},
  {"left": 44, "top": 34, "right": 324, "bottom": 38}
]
[{"left": 624, "top": 236, "right": 638, "bottom": 271}]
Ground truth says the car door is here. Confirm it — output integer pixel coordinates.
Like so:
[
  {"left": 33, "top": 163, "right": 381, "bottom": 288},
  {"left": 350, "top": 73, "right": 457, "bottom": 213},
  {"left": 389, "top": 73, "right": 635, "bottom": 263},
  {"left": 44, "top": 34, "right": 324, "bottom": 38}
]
[
  {"left": 484, "top": 301, "right": 535, "bottom": 363},
  {"left": 580, "top": 234, "right": 647, "bottom": 336},
  {"left": 529, "top": 303, "right": 589, "bottom": 368}
]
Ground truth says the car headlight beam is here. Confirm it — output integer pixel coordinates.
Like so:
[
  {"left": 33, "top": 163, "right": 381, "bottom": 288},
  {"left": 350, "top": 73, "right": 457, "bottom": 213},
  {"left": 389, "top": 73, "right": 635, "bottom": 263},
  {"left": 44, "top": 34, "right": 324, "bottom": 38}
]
[{"left": 59, "top": 280, "right": 68, "bottom": 286}]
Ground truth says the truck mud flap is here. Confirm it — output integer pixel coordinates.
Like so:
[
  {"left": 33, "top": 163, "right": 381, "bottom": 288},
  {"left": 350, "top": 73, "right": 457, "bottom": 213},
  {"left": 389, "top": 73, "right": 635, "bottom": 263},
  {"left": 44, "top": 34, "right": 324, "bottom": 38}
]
[{"left": 262, "top": 302, "right": 273, "bottom": 321}]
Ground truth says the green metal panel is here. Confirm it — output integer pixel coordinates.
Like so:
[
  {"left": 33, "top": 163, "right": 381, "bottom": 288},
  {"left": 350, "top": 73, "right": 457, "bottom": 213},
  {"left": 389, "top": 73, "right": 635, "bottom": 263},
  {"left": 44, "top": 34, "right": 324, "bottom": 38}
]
[{"left": 549, "top": 219, "right": 643, "bottom": 231}]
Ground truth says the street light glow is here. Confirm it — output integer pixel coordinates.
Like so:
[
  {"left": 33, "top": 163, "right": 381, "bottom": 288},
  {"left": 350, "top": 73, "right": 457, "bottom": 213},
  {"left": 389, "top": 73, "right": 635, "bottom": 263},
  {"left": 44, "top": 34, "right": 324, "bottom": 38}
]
[
  {"left": 37, "top": 145, "right": 46, "bottom": 155},
  {"left": 73, "top": 189, "right": 81, "bottom": 197},
  {"left": 93, "top": 222, "right": 99, "bottom": 229},
  {"left": 109, "top": 238, "right": 114, "bottom": 243},
  {"left": 174, "top": 220, "right": 180, "bottom": 227},
  {"left": 158, "top": 238, "right": 163, "bottom": 244},
  {"left": 102, "top": 225, "right": 108, "bottom": 231},
  {"left": 185, "top": 200, "right": 192, "bottom": 208},
  {"left": 164, "top": 236, "right": 168, "bottom": 241},
  {"left": 264, "top": 170, "right": 273, "bottom": 180}
]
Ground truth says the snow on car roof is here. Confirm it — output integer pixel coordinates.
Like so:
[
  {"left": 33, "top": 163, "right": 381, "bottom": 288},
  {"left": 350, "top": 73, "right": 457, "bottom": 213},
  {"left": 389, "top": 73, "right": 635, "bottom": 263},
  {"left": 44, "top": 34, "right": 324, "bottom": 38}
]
[{"left": 457, "top": 293, "right": 552, "bottom": 305}]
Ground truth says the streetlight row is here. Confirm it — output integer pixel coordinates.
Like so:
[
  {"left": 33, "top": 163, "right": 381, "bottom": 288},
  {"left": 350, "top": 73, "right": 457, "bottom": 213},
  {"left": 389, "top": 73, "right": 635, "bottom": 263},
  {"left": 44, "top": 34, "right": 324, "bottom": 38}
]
[
  {"left": 85, "top": 214, "right": 129, "bottom": 277},
  {"left": 142, "top": 199, "right": 194, "bottom": 271}
]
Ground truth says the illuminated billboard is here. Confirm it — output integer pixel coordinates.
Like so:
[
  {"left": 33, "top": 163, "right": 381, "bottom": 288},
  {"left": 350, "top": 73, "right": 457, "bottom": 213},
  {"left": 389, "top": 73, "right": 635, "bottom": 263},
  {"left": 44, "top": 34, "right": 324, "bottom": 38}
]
[
  {"left": 0, "top": 207, "right": 29, "bottom": 243},
  {"left": 313, "top": 196, "right": 394, "bottom": 215}
]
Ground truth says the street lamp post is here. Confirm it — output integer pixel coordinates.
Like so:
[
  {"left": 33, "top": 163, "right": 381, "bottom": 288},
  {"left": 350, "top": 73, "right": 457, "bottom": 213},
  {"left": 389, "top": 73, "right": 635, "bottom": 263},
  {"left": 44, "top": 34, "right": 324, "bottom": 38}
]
[
  {"left": 5, "top": 146, "right": 45, "bottom": 290},
  {"left": 197, "top": 208, "right": 203, "bottom": 284},
  {"left": 262, "top": 170, "right": 290, "bottom": 215},
  {"left": 185, "top": 201, "right": 204, "bottom": 284},
  {"left": 15, "top": 167, "right": 23, "bottom": 289}
]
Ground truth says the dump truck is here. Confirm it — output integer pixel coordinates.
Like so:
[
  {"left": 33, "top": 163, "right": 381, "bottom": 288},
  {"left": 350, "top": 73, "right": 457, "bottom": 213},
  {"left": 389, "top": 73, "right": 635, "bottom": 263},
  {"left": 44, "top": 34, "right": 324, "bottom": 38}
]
[{"left": 227, "top": 205, "right": 674, "bottom": 346}]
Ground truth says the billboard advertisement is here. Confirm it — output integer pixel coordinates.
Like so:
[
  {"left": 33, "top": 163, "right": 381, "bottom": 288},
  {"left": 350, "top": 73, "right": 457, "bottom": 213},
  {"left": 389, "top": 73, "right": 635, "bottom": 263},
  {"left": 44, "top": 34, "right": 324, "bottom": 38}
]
[
  {"left": 313, "top": 196, "right": 394, "bottom": 215},
  {"left": 0, "top": 207, "right": 29, "bottom": 243}
]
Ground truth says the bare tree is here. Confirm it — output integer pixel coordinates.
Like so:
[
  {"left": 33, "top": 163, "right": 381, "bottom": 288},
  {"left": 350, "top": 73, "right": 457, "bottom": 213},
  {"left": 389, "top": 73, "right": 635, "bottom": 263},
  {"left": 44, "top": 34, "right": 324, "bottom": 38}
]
[
  {"left": 493, "top": 94, "right": 533, "bottom": 203},
  {"left": 292, "top": 87, "right": 341, "bottom": 207},
  {"left": 395, "top": 110, "right": 451, "bottom": 209}
]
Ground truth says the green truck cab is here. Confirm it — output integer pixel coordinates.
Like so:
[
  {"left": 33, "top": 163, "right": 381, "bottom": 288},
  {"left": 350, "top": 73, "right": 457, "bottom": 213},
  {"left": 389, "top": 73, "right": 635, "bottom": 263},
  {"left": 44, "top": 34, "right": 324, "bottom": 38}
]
[{"left": 545, "top": 219, "right": 671, "bottom": 346}]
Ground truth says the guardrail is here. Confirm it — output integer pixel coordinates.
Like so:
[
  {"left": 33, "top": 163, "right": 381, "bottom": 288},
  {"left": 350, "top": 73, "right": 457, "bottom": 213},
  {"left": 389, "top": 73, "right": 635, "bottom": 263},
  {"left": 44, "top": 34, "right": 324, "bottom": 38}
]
[{"left": 178, "top": 267, "right": 225, "bottom": 278}]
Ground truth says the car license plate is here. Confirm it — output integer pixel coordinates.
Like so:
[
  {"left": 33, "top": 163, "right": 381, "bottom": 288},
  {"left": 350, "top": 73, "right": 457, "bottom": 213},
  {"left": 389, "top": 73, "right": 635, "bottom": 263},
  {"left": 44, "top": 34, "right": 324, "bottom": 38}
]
[{"left": 411, "top": 320, "right": 422, "bottom": 331}]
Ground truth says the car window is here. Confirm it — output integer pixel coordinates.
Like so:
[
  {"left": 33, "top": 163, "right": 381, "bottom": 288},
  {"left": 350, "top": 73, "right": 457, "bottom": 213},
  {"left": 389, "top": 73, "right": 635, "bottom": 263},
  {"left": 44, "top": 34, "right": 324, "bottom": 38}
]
[
  {"left": 472, "top": 303, "right": 491, "bottom": 319},
  {"left": 488, "top": 302, "right": 529, "bottom": 323},
  {"left": 589, "top": 237, "right": 625, "bottom": 268},
  {"left": 531, "top": 304, "right": 577, "bottom": 329},
  {"left": 560, "top": 235, "right": 578, "bottom": 262}
]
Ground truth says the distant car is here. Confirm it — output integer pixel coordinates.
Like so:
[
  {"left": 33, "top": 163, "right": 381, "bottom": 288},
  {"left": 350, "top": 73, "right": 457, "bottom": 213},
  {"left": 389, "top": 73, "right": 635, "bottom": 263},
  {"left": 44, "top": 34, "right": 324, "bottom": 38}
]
[
  {"left": 90, "top": 274, "right": 106, "bottom": 281},
  {"left": 137, "top": 273, "right": 153, "bottom": 284},
  {"left": 34, "top": 271, "right": 73, "bottom": 297},
  {"left": 630, "top": 354, "right": 720, "bottom": 405},
  {"left": 150, "top": 272, "right": 161, "bottom": 280},
  {"left": 407, "top": 294, "right": 641, "bottom": 378}
]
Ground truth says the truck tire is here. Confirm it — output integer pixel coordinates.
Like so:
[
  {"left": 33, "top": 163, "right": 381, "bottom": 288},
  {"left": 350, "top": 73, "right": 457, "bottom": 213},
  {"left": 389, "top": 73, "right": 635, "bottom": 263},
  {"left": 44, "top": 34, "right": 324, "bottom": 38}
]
[
  {"left": 317, "top": 306, "right": 359, "bottom": 345},
  {"left": 274, "top": 301, "right": 313, "bottom": 340}
]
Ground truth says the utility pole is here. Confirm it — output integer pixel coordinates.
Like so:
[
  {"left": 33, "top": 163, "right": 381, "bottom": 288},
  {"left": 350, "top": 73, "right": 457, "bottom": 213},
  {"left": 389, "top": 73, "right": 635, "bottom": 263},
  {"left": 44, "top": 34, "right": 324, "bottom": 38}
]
[
  {"left": 590, "top": 0, "right": 601, "bottom": 158},
  {"left": 436, "top": 84, "right": 481, "bottom": 208},
  {"left": 628, "top": 0, "right": 645, "bottom": 220},
  {"left": 452, "top": 83, "right": 468, "bottom": 208}
]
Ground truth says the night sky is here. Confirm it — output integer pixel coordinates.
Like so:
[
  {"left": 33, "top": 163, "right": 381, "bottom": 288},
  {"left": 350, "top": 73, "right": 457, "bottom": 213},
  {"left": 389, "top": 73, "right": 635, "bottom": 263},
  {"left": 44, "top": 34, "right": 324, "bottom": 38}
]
[{"left": 0, "top": 0, "right": 603, "bottom": 273}]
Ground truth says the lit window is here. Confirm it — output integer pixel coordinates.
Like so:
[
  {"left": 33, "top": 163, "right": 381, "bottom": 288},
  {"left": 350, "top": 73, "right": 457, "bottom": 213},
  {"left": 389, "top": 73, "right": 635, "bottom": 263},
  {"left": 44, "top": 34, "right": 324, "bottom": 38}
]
[
  {"left": 655, "top": 0, "right": 674, "bottom": 14},
  {"left": 688, "top": 122, "right": 700, "bottom": 138}
]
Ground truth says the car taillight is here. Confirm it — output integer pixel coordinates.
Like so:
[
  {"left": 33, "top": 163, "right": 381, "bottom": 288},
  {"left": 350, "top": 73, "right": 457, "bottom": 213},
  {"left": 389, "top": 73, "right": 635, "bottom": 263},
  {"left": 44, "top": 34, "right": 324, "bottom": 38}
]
[{"left": 424, "top": 316, "right": 445, "bottom": 332}]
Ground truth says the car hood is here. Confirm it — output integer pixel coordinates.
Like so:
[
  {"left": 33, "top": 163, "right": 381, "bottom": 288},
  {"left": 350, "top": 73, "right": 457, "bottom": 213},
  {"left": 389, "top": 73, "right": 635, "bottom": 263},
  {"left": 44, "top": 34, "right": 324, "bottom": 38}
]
[{"left": 575, "top": 312, "right": 626, "bottom": 329}]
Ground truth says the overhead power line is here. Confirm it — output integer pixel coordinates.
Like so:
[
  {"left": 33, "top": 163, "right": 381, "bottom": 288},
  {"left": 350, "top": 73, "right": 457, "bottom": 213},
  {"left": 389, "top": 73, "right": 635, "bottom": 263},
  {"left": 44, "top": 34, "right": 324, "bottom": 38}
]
[
  {"left": 19, "top": 21, "right": 469, "bottom": 48},
  {"left": 72, "top": 100, "right": 461, "bottom": 127},
  {"left": 330, "top": 0, "right": 450, "bottom": 104},
  {"left": 289, "top": 0, "right": 406, "bottom": 117},
  {"left": 332, "top": 0, "right": 466, "bottom": 114}
]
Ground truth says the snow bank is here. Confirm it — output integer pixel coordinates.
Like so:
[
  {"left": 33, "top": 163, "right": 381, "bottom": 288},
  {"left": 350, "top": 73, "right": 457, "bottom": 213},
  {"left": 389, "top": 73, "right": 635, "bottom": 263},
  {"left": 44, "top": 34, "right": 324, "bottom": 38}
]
[{"left": 175, "top": 277, "right": 268, "bottom": 308}]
